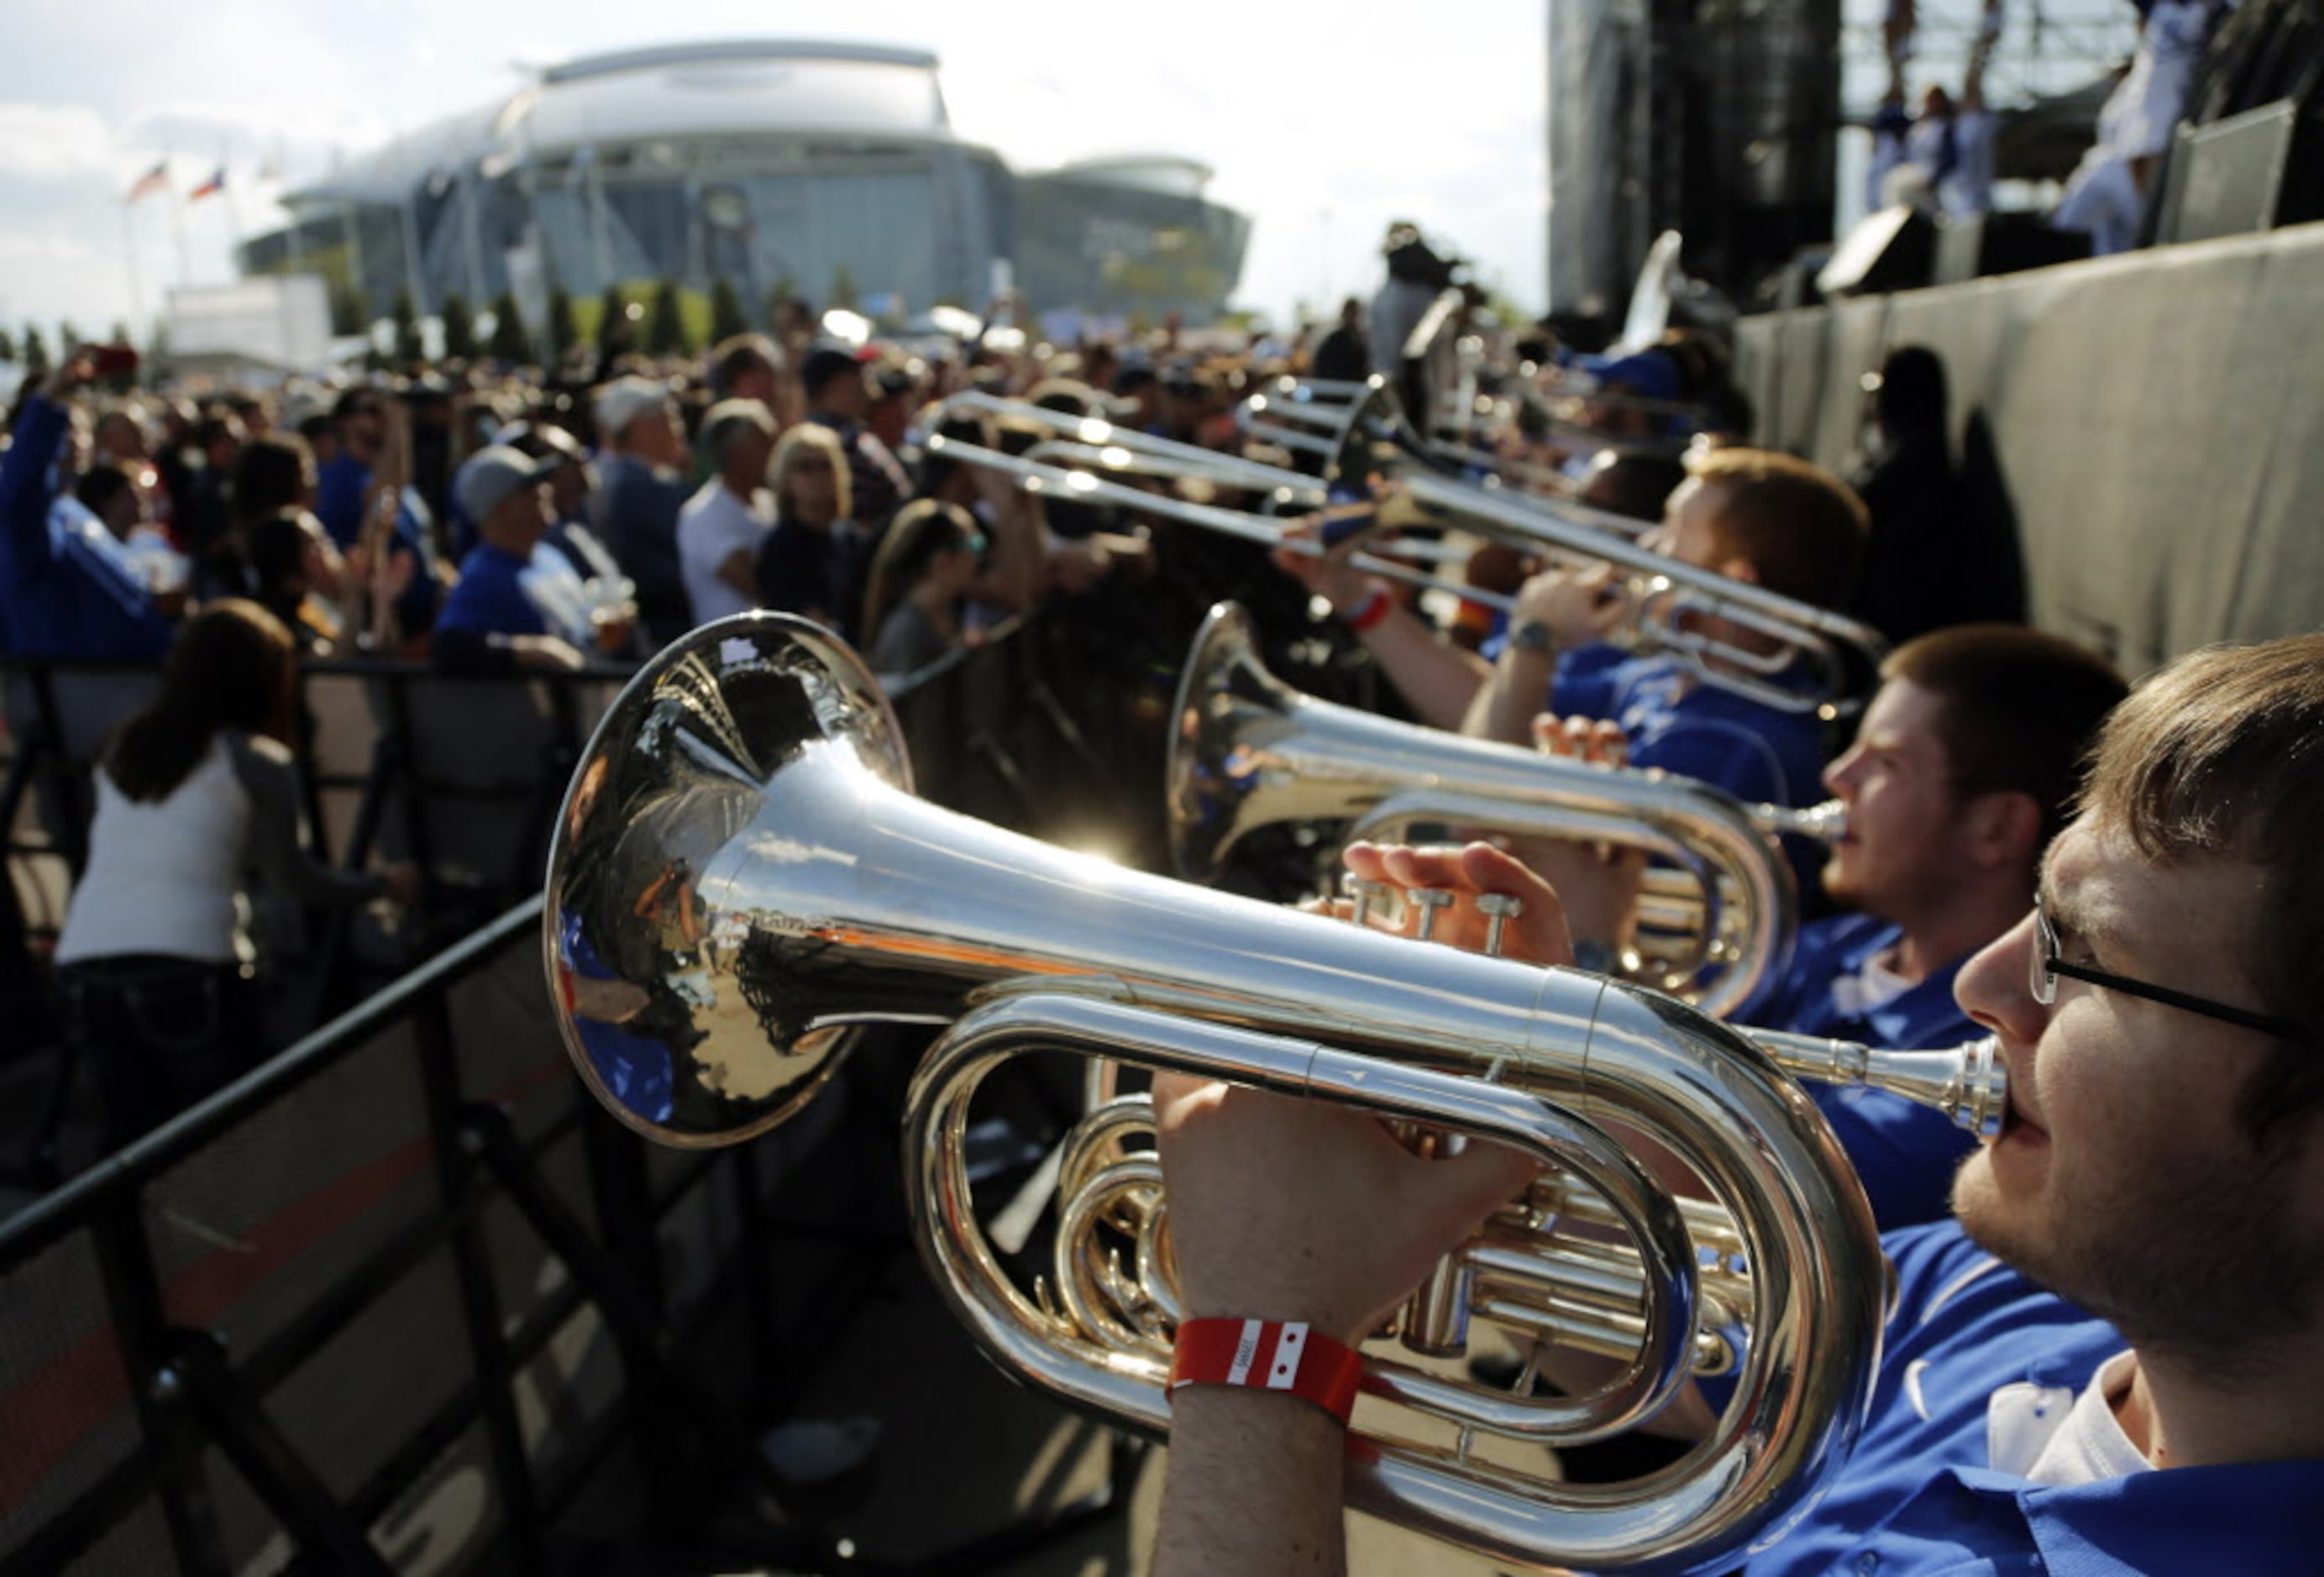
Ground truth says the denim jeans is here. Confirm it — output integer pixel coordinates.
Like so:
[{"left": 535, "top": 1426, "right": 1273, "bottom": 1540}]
[{"left": 59, "top": 955, "right": 261, "bottom": 1150}]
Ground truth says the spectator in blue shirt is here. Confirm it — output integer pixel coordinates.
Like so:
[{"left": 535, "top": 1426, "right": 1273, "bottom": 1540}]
[
  {"left": 1146, "top": 631, "right": 2324, "bottom": 1577},
  {"left": 589, "top": 375, "right": 692, "bottom": 649},
  {"left": 431, "top": 447, "right": 586, "bottom": 676},
  {"left": 312, "top": 386, "right": 387, "bottom": 549},
  {"left": 0, "top": 351, "right": 176, "bottom": 663}
]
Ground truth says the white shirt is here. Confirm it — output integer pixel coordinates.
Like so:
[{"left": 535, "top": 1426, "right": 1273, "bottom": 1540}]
[
  {"left": 677, "top": 479, "right": 774, "bottom": 627},
  {"left": 1988, "top": 1349, "right": 2152, "bottom": 1486},
  {"left": 58, "top": 739, "right": 249, "bottom": 965}
]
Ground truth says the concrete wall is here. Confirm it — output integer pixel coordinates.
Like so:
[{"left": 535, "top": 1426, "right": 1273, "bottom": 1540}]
[{"left": 1736, "top": 223, "right": 2324, "bottom": 675}]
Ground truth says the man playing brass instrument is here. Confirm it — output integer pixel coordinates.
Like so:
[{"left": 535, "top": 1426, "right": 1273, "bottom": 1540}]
[
  {"left": 1546, "top": 625, "right": 2127, "bottom": 1230},
  {"left": 1283, "top": 447, "right": 1867, "bottom": 818},
  {"left": 1152, "top": 633, "right": 2324, "bottom": 1575}
]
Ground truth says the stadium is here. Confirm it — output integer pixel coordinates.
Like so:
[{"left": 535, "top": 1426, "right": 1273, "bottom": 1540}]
[{"left": 235, "top": 39, "right": 1252, "bottom": 330}]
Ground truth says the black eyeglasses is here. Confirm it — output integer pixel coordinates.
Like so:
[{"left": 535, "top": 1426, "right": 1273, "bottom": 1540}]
[{"left": 2032, "top": 893, "right": 2306, "bottom": 1040}]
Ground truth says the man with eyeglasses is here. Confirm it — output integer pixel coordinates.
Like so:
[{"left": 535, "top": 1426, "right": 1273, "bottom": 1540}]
[{"left": 1147, "top": 631, "right": 2324, "bottom": 1575}]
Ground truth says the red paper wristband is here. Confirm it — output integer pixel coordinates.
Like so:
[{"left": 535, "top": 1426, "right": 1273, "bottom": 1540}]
[
  {"left": 1344, "top": 586, "right": 1393, "bottom": 632},
  {"left": 1166, "top": 1318, "right": 1364, "bottom": 1424}
]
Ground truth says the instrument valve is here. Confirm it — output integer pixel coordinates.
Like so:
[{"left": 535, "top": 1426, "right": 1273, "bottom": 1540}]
[
  {"left": 1340, "top": 874, "right": 1392, "bottom": 928},
  {"left": 1473, "top": 893, "right": 1523, "bottom": 958},
  {"left": 1407, "top": 888, "right": 1456, "bottom": 940}
]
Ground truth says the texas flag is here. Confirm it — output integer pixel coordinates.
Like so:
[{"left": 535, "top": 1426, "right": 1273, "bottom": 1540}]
[
  {"left": 188, "top": 166, "right": 227, "bottom": 201},
  {"left": 125, "top": 161, "right": 169, "bottom": 202}
]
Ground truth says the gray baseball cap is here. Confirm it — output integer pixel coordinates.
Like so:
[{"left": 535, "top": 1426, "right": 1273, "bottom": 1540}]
[{"left": 454, "top": 445, "right": 560, "bottom": 525}]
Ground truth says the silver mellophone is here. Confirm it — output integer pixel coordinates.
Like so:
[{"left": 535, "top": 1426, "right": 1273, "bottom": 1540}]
[{"left": 544, "top": 613, "right": 1998, "bottom": 1577}]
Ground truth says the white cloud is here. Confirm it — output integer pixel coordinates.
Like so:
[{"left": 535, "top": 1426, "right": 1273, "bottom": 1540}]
[{"left": 0, "top": 103, "right": 139, "bottom": 184}]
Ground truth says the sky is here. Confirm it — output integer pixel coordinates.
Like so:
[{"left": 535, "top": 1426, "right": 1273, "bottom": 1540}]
[{"left": 0, "top": 0, "right": 1554, "bottom": 343}]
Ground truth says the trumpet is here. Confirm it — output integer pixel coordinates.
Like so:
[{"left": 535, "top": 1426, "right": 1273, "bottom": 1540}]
[
  {"left": 933, "top": 381, "right": 1885, "bottom": 719},
  {"left": 1170, "top": 601, "right": 1840, "bottom": 1018},
  {"left": 547, "top": 614, "right": 2001, "bottom": 1575},
  {"left": 1242, "top": 377, "right": 1891, "bottom": 718}
]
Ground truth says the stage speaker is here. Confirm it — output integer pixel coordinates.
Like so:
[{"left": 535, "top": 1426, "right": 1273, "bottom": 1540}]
[
  {"left": 2156, "top": 97, "right": 2324, "bottom": 244},
  {"left": 1933, "top": 212, "right": 2091, "bottom": 283},
  {"left": 1816, "top": 206, "right": 1934, "bottom": 298}
]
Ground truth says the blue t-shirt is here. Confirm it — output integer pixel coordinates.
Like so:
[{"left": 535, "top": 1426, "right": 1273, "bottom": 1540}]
[
  {"left": 436, "top": 542, "right": 546, "bottom": 640},
  {"left": 1739, "top": 1222, "right": 2324, "bottom": 1576},
  {"left": 0, "top": 399, "right": 174, "bottom": 663},
  {"left": 1751, "top": 914, "right": 1980, "bottom": 1231},
  {"left": 314, "top": 453, "right": 370, "bottom": 548}
]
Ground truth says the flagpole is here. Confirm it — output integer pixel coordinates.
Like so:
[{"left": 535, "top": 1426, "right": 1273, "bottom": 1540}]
[
  {"left": 170, "top": 181, "right": 192, "bottom": 289},
  {"left": 221, "top": 154, "right": 249, "bottom": 280},
  {"left": 121, "top": 200, "right": 149, "bottom": 341}
]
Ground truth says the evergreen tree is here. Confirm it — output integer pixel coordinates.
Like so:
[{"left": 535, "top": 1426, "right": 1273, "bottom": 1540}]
[
  {"left": 486, "top": 291, "right": 532, "bottom": 365},
  {"left": 767, "top": 277, "right": 801, "bottom": 331},
  {"left": 391, "top": 291, "right": 423, "bottom": 369},
  {"left": 596, "top": 283, "right": 632, "bottom": 360},
  {"left": 58, "top": 320, "right": 84, "bottom": 356},
  {"left": 0, "top": 326, "right": 16, "bottom": 364},
  {"left": 328, "top": 281, "right": 366, "bottom": 337},
  {"left": 546, "top": 287, "right": 577, "bottom": 364},
  {"left": 644, "top": 277, "right": 687, "bottom": 356},
  {"left": 709, "top": 277, "right": 748, "bottom": 344},
  {"left": 439, "top": 293, "right": 477, "bottom": 362},
  {"left": 22, "top": 327, "right": 51, "bottom": 382},
  {"left": 826, "top": 265, "right": 859, "bottom": 312}
]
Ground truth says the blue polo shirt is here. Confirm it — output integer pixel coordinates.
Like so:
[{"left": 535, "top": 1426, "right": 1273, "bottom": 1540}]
[
  {"left": 1753, "top": 914, "right": 1980, "bottom": 1231},
  {"left": 1739, "top": 1222, "right": 2324, "bottom": 1575},
  {"left": 1550, "top": 645, "right": 1827, "bottom": 812}
]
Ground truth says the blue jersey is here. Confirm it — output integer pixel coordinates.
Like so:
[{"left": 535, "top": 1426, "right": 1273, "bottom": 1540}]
[
  {"left": 1755, "top": 914, "right": 1980, "bottom": 1231},
  {"left": 1741, "top": 1222, "right": 2324, "bottom": 1576},
  {"left": 1550, "top": 646, "right": 1826, "bottom": 811}
]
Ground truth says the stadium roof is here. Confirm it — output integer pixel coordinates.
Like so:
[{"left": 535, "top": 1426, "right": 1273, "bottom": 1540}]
[
  {"left": 290, "top": 39, "right": 961, "bottom": 208},
  {"left": 1033, "top": 156, "right": 1218, "bottom": 197}
]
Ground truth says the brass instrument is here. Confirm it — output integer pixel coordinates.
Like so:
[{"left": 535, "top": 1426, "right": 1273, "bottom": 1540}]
[
  {"left": 1241, "top": 376, "right": 1890, "bottom": 718},
  {"left": 546, "top": 613, "right": 2001, "bottom": 1575},
  {"left": 1170, "top": 601, "right": 1840, "bottom": 1017},
  {"left": 932, "top": 380, "right": 1883, "bottom": 718}
]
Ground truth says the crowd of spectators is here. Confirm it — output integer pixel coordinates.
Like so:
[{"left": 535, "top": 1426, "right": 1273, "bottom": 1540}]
[{"left": 0, "top": 293, "right": 1499, "bottom": 1150}]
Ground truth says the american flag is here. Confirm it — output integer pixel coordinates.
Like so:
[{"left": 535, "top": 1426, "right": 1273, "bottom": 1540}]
[
  {"left": 189, "top": 166, "right": 226, "bottom": 201},
  {"left": 125, "top": 161, "right": 169, "bottom": 202}
]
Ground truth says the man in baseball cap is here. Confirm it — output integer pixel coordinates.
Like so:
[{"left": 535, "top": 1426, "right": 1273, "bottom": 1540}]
[{"left": 433, "top": 446, "right": 586, "bottom": 674}]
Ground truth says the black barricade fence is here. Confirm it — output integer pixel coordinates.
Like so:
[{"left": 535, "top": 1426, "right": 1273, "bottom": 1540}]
[
  {"left": 4, "top": 597, "right": 1187, "bottom": 960},
  {"left": 0, "top": 897, "right": 861, "bottom": 1574},
  {"left": 0, "top": 586, "right": 1214, "bottom": 1568}
]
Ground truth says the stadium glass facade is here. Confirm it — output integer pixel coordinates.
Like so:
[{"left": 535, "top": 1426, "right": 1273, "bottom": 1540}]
[{"left": 237, "top": 39, "right": 1249, "bottom": 332}]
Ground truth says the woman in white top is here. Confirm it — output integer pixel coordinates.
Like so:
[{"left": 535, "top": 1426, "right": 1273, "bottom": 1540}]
[{"left": 55, "top": 600, "right": 417, "bottom": 1149}]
